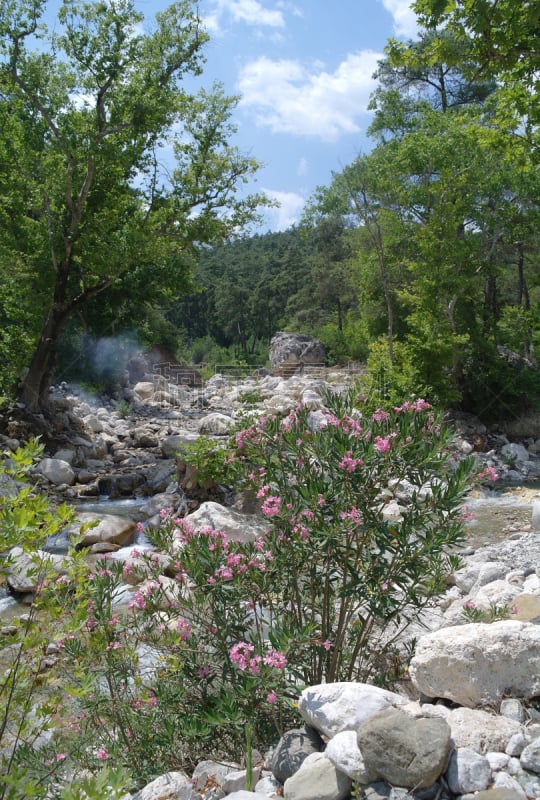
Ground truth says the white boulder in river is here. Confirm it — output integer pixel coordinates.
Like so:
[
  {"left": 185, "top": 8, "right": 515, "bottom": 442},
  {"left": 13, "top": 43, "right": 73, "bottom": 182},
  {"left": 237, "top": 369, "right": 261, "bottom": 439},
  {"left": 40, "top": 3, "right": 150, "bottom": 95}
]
[{"left": 409, "top": 620, "right": 540, "bottom": 707}]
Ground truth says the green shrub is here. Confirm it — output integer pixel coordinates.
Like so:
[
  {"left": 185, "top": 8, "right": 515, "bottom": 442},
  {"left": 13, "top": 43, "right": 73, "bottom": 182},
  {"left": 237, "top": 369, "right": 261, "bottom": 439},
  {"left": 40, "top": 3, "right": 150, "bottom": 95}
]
[
  {"left": 22, "top": 390, "right": 477, "bottom": 794},
  {"left": 0, "top": 440, "right": 76, "bottom": 800}
]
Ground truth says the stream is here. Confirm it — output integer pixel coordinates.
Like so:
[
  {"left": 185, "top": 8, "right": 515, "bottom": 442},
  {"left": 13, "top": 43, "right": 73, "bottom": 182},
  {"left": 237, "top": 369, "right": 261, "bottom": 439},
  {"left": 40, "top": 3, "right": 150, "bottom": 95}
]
[
  {"left": 1, "top": 485, "right": 540, "bottom": 625},
  {"left": 463, "top": 484, "right": 540, "bottom": 548}
]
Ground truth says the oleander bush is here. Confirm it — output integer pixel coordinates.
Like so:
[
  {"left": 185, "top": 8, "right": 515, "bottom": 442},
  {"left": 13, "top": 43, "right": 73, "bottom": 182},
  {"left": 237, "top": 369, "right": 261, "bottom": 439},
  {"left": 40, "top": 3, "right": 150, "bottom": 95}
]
[{"left": 2, "top": 391, "right": 478, "bottom": 795}]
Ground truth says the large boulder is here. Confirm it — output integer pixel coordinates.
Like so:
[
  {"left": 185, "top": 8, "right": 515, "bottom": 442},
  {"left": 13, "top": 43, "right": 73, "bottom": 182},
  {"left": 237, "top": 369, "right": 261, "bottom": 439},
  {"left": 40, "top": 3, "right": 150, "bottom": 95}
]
[
  {"left": 6, "top": 546, "right": 66, "bottom": 594},
  {"left": 409, "top": 621, "right": 540, "bottom": 707},
  {"left": 184, "top": 502, "right": 267, "bottom": 543},
  {"left": 269, "top": 332, "right": 325, "bottom": 375},
  {"left": 356, "top": 707, "right": 452, "bottom": 789},
  {"left": 298, "top": 682, "right": 407, "bottom": 739},
  {"left": 70, "top": 513, "right": 136, "bottom": 549},
  {"left": 36, "top": 457, "right": 75, "bottom": 486},
  {"left": 271, "top": 726, "right": 325, "bottom": 783}
]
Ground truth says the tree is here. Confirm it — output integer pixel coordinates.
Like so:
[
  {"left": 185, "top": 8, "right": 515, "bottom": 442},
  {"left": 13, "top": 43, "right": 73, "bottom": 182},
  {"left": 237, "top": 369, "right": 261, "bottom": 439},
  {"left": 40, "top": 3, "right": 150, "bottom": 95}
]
[
  {"left": 374, "top": 27, "right": 495, "bottom": 116},
  {"left": 412, "top": 0, "right": 540, "bottom": 144},
  {"left": 0, "top": 0, "right": 266, "bottom": 411}
]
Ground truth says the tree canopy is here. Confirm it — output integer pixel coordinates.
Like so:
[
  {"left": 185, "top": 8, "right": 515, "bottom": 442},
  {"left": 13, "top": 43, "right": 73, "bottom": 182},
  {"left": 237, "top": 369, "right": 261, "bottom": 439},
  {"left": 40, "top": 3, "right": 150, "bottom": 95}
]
[{"left": 0, "top": 0, "right": 267, "bottom": 410}]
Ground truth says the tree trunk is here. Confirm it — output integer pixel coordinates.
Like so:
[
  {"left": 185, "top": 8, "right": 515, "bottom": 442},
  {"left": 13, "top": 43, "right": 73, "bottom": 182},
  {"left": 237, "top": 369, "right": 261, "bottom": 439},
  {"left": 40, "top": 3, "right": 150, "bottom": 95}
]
[{"left": 20, "top": 307, "right": 67, "bottom": 412}]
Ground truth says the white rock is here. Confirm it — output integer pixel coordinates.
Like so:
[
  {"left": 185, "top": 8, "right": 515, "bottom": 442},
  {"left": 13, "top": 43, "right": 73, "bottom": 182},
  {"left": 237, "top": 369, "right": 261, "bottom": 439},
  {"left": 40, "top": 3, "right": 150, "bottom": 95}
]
[
  {"left": 501, "top": 443, "right": 530, "bottom": 464},
  {"left": 453, "top": 562, "right": 508, "bottom": 593},
  {"left": 36, "top": 457, "right": 75, "bottom": 486},
  {"left": 533, "top": 502, "right": 540, "bottom": 532},
  {"left": 72, "top": 513, "right": 136, "bottom": 548},
  {"left": 420, "top": 704, "right": 451, "bottom": 719},
  {"left": 133, "top": 381, "right": 155, "bottom": 400},
  {"left": 492, "top": 771, "right": 527, "bottom": 799},
  {"left": 83, "top": 414, "right": 104, "bottom": 433},
  {"left": 507, "top": 756, "right": 523, "bottom": 775},
  {"left": 447, "top": 707, "right": 523, "bottom": 754},
  {"left": 486, "top": 752, "right": 510, "bottom": 771},
  {"left": 474, "top": 579, "right": 521, "bottom": 609},
  {"left": 506, "top": 733, "right": 528, "bottom": 757},
  {"left": 132, "top": 771, "right": 195, "bottom": 800},
  {"left": 53, "top": 448, "right": 76, "bottom": 464},
  {"left": 6, "top": 547, "right": 66, "bottom": 593},
  {"left": 500, "top": 699, "right": 527, "bottom": 723},
  {"left": 409, "top": 621, "right": 540, "bottom": 706},
  {"left": 520, "top": 737, "right": 540, "bottom": 773},
  {"left": 222, "top": 769, "right": 262, "bottom": 794},
  {"left": 254, "top": 774, "right": 282, "bottom": 797},
  {"left": 283, "top": 754, "right": 350, "bottom": 800},
  {"left": 301, "top": 390, "right": 323, "bottom": 409},
  {"left": 324, "top": 730, "right": 376, "bottom": 783},
  {"left": 184, "top": 502, "right": 267, "bottom": 543},
  {"left": 446, "top": 747, "right": 491, "bottom": 794},
  {"left": 198, "top": 412, "right": 235, "bottom": 435},
  {"left": 381, "top": 500, "right": 404, "bottom": 523},
  {"left": 523, "top": 573, "right": 540, "bottom": 592},
  {"left": 298, "top": 682, "right": 407, "bottom": 739}
]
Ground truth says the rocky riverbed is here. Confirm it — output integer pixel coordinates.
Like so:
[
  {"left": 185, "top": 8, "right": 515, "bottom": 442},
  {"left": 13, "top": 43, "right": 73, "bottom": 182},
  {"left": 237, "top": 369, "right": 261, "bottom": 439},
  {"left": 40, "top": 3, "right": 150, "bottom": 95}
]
[{"left": 2, "top": 363, "right": 540, "bottom": 800}]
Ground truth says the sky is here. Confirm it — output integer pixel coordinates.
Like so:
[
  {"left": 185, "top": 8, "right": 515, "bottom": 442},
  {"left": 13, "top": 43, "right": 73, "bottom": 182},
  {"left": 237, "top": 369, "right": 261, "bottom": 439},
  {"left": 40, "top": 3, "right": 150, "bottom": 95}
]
[
  {"left": 184, "top": 0, "right": 420, "bottom": 232},
  {"left": 126, "top": 0, "right": 419, "bottom": 232}
]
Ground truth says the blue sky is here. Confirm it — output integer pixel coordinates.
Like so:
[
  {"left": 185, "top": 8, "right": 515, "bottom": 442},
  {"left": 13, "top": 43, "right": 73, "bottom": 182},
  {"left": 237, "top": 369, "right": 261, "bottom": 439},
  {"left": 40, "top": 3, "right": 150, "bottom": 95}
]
[{"left": 172, "top": 0, "right": 419, "bottom": 232}]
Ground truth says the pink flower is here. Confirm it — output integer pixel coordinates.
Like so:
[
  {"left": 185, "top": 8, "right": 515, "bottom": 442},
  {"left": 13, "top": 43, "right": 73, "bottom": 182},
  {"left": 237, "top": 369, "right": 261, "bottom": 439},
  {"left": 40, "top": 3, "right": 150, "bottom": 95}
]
[
  {"left": 374, "top": 436, "right": 391, "bottom": 453},
  {"left": 339, "top": 451, "right": 364, "bottom": 472},
  {"left": 261, "top": 495, "right": 282, "bottom": 517},
  {"left": 412, "top": 398, "right": 431, "bottom": 411},
  {"left": 340, "top": 506, "right": 362, "bottom": 524},
  {"left": 214, "top": 566, "right": 234, "bottom": 581},
  {"left": 266, "top": 691, "right": 277, "bottom": 704},
  {"left": 230, "top": 641, "right": 255, "bottom": 670},
  {"left": 56, "top": 753, "right": 67, "bottom": 762},
  {"left": 322, "top": 640, "right": 331, "bottom": 651},
  {"left": 96, "top": 747, "right": 109, "bottom": 761},
  {"left": 372, "top": 408, "right": 391, "bottom": 423},
  {"left": 478, "top": 466, "right": 498, "bottom": 482},
  {"left": 263, "top": 648, "right": 287, "bottom": 669},
  {"left": 176, "top": 618, "right": 192, "bottom": 640}
]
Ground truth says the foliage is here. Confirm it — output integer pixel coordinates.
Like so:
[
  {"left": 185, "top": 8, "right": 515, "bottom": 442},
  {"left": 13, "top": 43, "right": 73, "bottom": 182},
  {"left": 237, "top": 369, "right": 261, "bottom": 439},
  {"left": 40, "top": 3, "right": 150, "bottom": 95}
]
[
  {"left": 2, "top": 392, "right": 478, "bottom": 794},
  {"left": 459, "top": 343, "right": 540, "bottom": 422},
  {"left": 0, "top": 441, "right": 76, "bottom": 800},
  {"left": 412, "top": 0, "right": 540, "bottom": 135},
  {"left": 233, "top": 388, "right": 474, "bottom": 684},
  {"left": 461, "top": 600, "right": 516, "bottom": 624},
  {"left": 0, "top": 0, "right": 268, "bottom": 411},
  {"left": 177, "top": 435, "right": 235, "bottom": 486}
]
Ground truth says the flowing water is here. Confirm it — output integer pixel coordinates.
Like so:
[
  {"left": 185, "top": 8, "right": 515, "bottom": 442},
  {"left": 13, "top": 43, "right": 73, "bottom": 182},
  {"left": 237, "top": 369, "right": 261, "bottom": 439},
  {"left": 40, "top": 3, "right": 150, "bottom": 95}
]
[
  {"left": 2, "top": 487, "right": 539, "bottom": 625},
  {"left": 462, "top": 484, "right": 540, "bottom": 548}
]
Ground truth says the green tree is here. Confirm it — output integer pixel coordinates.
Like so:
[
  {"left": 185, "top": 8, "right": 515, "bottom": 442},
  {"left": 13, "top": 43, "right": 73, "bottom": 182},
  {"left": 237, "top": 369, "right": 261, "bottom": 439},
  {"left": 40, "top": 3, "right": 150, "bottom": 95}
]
[
  {"left": 412, "top": 0, "right": 539, "bottom": 144},
  {"left": 0, "top": 0, "right": 266, "bottom": 411}
]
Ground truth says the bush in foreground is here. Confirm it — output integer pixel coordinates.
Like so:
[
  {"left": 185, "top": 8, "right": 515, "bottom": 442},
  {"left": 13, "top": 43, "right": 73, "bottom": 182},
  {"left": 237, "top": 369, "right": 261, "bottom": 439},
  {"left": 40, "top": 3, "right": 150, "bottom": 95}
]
[{"left": 3, "top": 391, "right": 477, "bottom": 794}]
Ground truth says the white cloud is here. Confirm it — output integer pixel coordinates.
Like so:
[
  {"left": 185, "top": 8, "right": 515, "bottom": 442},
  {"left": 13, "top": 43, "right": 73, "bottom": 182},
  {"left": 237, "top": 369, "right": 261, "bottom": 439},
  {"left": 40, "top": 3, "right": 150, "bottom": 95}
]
[
  {"left": 211, "top": 0, "right": 285, "bottom": 29},
  {"left": 262, "top": 189, "right": 305, "bottom": 231},
  {"left": 380, "top": 0, "right": 419, "bottom": 38},
  {"left": 297, "top": 157, "right": 308, "bottom": 176},
  {"left": 238, "top": 51, "right": 381, "bottom": 141}
]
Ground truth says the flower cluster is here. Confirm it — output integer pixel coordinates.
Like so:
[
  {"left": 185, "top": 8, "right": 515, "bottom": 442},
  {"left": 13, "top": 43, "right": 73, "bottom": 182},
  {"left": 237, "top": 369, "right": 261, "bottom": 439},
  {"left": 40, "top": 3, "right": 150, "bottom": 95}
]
[{"left": 229, "top": 641, "right": 287, "bottom": 675}]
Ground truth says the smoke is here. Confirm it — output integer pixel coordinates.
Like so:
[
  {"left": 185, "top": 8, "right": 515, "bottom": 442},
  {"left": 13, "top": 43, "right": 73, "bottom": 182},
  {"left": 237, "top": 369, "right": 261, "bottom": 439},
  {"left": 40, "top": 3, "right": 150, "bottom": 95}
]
[{"left": 82, "top": 332, "right": 141, "bottom": 391}]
